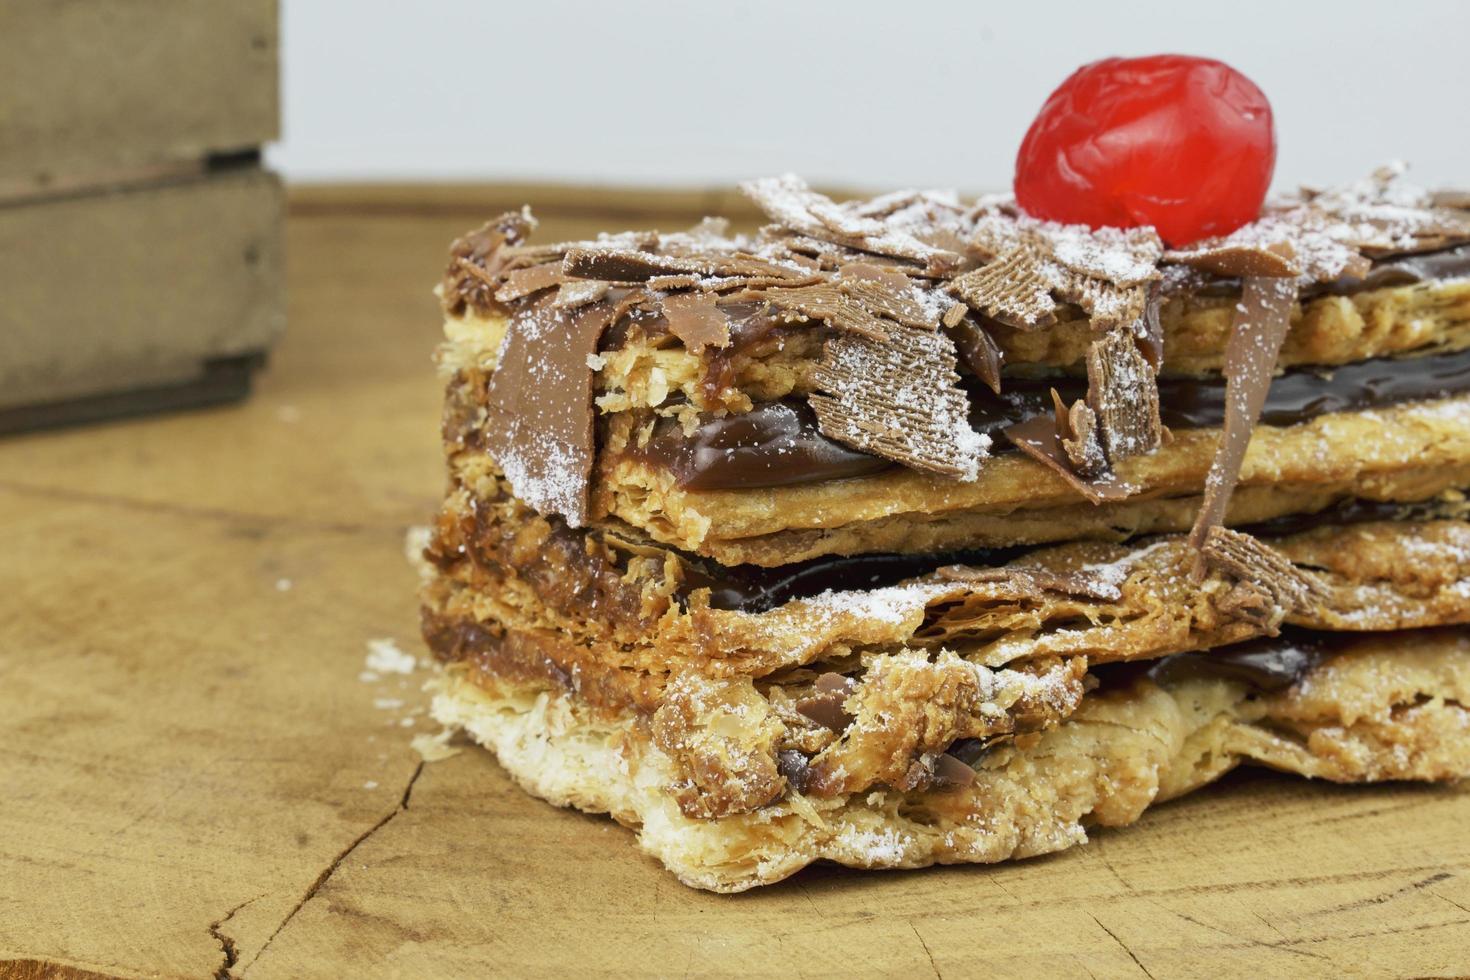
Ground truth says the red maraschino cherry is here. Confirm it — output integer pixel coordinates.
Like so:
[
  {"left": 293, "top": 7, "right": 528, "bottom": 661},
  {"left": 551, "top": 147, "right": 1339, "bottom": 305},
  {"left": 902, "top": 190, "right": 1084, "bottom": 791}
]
[{"left": 1014, "top": 55, "right": 1276, "bottom": 248}]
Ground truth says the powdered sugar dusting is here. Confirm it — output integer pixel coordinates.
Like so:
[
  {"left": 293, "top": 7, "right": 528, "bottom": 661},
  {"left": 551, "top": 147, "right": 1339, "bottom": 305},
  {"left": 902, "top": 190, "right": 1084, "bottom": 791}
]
[
  {"left": 1077, "top": 539, "right": 1174, "bottom": 595},
  {"left": 741, "top": 174, "right": 960, "bottom": 266},
  {"left": 1168, "top": 164, "right": 1470, "bottom": 285},
  {"left": 496, "top": 429, "right": 586, "bottom": 526},
  {"left": 798, "top": 581, "right": 949, "bottom": 626},
  {"left": 366, "top": 637, "right": 416, "bottom": 675},
  {"left": 834, "top": 823, "right": 914, "bottom": 864}
]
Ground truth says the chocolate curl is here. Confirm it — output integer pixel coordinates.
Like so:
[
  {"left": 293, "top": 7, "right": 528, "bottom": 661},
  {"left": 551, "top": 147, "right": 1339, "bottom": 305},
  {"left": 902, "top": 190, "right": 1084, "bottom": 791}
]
[
  {"left": 1188, "top": 276, "right": 1299, "bottom": 553},
  {"left": 482, "top": 299, "right": 616, "bottom": 527}
]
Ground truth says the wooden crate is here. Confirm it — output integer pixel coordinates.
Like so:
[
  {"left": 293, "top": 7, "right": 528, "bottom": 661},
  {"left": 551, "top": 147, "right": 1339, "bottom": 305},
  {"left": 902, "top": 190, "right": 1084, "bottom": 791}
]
[{"left": 0, "top": 0, "right": 283, "bottom": 432}]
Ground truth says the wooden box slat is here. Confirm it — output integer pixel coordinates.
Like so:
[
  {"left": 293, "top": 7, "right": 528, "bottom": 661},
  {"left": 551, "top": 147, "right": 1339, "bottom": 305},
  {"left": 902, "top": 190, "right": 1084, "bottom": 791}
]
[
  {"left": 0, "top": 0, "right": 279, "bottom": 188},
  {"left": 0, "top": 166, "right": 284, "bottom": 426}
]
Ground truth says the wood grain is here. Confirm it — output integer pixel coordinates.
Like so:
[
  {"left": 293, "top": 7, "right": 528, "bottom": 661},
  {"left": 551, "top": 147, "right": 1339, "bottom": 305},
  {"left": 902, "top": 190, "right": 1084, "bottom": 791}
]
[{"left": 2, "top": 190, "right": 1468, "bottom": 979}]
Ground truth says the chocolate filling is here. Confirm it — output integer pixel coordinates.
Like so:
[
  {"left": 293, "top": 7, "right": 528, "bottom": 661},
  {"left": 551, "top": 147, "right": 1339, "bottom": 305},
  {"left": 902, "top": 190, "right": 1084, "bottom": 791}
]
[
  {"left": 1085, "top": 627, "right": 1336, "bottom": 693},
  {"left": 681, "top": 493, "right": 1460, "bottom": 613},
  {"left": 681, "top": 545, "right": 1025, "bottom": 612},
  {"left": 1084, "top": 629, "right": 1333, "bottom": 694},
  {"left": 1143, "top": 630, "right": 1327, "bottom": 692},
  {"left": 636, "top": 346, "right": 1470, "bottom": 491},
  {"left": 632, "top": 401, "right": 891, "bottom": 490},
  {"left": 1184, "top": 243, "right": 1470, "bottom": 299},
  {"left": 1302, "top": 242, "right": 1470, "bottom": 298}
]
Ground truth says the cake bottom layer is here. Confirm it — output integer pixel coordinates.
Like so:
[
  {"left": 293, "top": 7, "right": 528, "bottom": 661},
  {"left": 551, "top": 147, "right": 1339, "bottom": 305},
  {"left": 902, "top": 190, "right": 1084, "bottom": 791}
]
[{"left": 430, "top": 629, "right": 1470, "bottom": 892}]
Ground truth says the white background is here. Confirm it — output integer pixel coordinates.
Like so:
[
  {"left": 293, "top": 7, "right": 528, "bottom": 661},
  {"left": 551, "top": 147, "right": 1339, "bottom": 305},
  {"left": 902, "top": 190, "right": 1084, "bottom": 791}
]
[{"left": 269, "top": 0, "right": 1470, "bottom": 194}]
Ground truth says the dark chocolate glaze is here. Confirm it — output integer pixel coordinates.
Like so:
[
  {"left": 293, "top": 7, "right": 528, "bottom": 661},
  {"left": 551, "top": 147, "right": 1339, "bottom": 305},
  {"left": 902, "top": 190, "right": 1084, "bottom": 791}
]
[
  {"left": 1302, "top": 242, "right": 1470, "bottom": 299},
  {"left": 640, "top": 346, "right": 1470, "bottom": 491},
  {"left": 1143, "top": 629, "right": 1332, "bottom": 692},
  {"left": 683, "top": 545, "right": 1025, "bottom": 612},
  {"left": 1236, "top": 495, "right": 1454, "bottom": 539},
  {"left": 1191, "top": 243, "right": 1470, "bottom": 299},
  {"left": 633, "top": 401, "right": 890, "bottom": 490},
  {"left": 681, "top": 492, "right": 1462, "bottom": 613},
  {"left": 974, "top": 345, "right": 1470, "bottom": 439}
]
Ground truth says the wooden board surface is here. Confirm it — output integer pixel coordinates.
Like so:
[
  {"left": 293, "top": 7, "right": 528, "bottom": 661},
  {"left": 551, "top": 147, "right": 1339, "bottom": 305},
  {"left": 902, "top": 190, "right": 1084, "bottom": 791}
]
[{"left": 3, "top": 192, "right": 1470, "bottom": 979}]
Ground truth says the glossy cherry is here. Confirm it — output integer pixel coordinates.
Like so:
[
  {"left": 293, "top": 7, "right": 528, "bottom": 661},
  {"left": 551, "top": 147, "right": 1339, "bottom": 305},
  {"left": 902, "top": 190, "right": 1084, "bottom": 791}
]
[{"left": 1014, "top": 55, "right": 1276, "bottom": 247}]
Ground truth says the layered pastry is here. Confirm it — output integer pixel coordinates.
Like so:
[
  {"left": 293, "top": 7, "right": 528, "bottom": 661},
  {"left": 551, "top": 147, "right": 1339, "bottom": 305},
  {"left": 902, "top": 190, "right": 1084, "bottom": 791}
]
[{"left": 419, "top": 56, "right": 1470, "bottom": 891}]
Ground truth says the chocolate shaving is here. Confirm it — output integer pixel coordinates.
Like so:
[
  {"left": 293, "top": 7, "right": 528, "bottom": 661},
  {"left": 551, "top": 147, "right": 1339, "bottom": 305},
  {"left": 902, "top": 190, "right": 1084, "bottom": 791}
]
[
  {"left": 949, "top": 242, "right": 1057, "bottom": 329},
  {"left": 1164, "top": 241, "right": 1300, "bottom": 279},
  {"left": 1053, "top": 390, "right": 1106, "bottom": 478},
  {"left": 946, "top": 738, "right": 990, "bottom": 765},
  {"left": 1062, "top": 277, "right": 1149, "bottom": 332},
  {"left": 794, "top": 673, "right": 856, "bottom": 732},
  {"left": 482, "top": 298, "right": 615, "bottom": 527},
  {"left": 441, "top": 209, "right": 536, "bottom": 314},
  {"left": 808, "top": 325, "right": 989, "bottom": 480},
  {"left": 566, "top": 246, "right": 823, "bottom": 292},
  {"left": 1308, "top": 165, "right": 1470, "bottom": 259},
  {"left": 1085, "top": 330, "right": 1163, "bottom": 463},
  {"left": 945, "top": 316, "right": 1004, "bottom": 394},
  {"left": 1046, "top": 225, "right": 1163, "bottom": 286},
  {"left": 552, "top": 280, "right": 610, "bottom": 310},
  {"left": 756, "top": 282, "right": 891, "bottom": 340},
  {"left": 838, "top": 264, "right": 935, "bottom": 329},
  {"left": 740, "top": 174, "right": 961, "bottom": 269},
  {"left": 646, "top": 275, "right": 702, "bottom": 291},
  {"left": 1166, "top": 167, "right": 1470, "bottom": 284},
  {"left": 932, "top": 752, "right": 976, "bottom": 788},
  {"left": 1188, "top": 276, "right": 1298, "bottom": 549},
  {"left": 660, "top": 292, "right": 731, "bottom": 354},
  {"left": 776, "top": 749, "right": 813, "bottom": 793},
  {"left": 1432, "top": 190, "right": 1470, "bottom": 211},
  {"left": 957, "top": 220, "right": 1163, "bottom": 337},
  {"left": 1003, "top": 330, "right": 1159, "bottom": 494},
  {"left": 563, "top": 248, "right": 709, "bottom": 282},
  {"left": 839, "top": 261, "right": 913, "bottom": 293},
  {"left": 1136, "top": 281, "right": 1164, "bottom": 368},
  {"left": 1003, "top": 413, "right": 1139, "bottom": 504},
  {"left": 495, "top": 263, "right": 566, "bottom": 303},
  {"left": 1200, "top": 526, "right": 1325, "bottom": 631}
]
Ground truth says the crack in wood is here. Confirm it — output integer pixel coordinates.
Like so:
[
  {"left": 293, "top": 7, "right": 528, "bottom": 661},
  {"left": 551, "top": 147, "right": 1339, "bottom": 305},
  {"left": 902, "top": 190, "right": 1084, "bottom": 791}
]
[
  {"left": 239, "top": 761, "right": 425, "bottom": 974},
  {"left": 1431, "top": 891, "right": 1470, "bottom": 915},
  {"left": 1089, "top": 914, "right": 1156, "bottom": 980},
  {"left": 1310, "top": 871, "right": 1455, "bottom": 917},
  {"left": 907, "top": 921, "right": 941, "bottom": 980},
  {"left": 1172, "top": 908, "right": 1331, "bottom": 963},
  {"left": 209, "top": 895, "right": 262, "bottom": 980}
]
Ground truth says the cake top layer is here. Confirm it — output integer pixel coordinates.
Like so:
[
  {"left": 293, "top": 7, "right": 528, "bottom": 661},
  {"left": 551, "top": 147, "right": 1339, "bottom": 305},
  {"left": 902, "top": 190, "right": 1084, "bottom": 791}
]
[
  {"left": 446, "top": 165, "right": 1470, "bottom": 323},
  {"left": 441, "top": 167, "right": 1470, "bottom": 530}
]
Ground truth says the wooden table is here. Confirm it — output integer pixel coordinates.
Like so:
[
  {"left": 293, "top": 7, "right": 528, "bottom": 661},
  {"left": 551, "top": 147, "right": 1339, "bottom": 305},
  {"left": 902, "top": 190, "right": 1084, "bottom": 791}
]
[{"left": 4, "top": 192, "right": 1470, "bottom": 980}]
